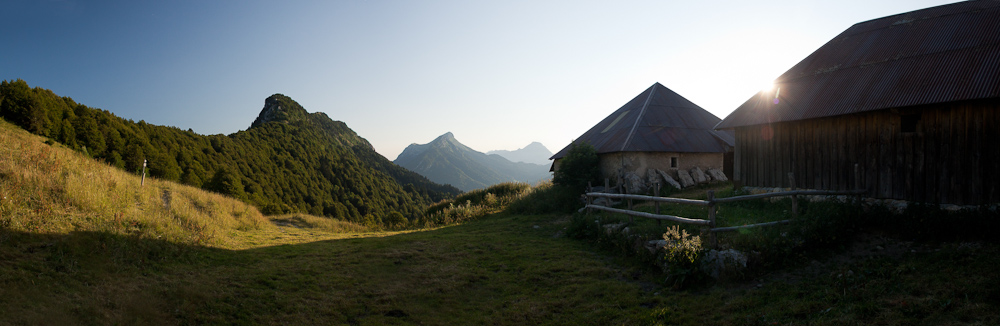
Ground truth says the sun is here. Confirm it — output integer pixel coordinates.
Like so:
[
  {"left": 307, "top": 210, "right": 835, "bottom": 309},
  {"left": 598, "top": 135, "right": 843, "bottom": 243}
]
[{"left": 761, "top": 80, "right": 776, "bottom": 93}]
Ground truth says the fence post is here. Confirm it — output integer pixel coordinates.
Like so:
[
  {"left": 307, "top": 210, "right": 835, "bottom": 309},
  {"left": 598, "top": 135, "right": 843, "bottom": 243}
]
[
  {"left": 605, "top": 178, "right": 610, "bottom": 193},
  {"left": 788, "top": 172, "right": 798, "bottom": 217},
  {"left": 586, "top": 193, "right": 592, "bottom": 215},
  {"left": 627, "top": 196, "right": 634, "bottom": 224},
  {"left": 655, "top": 183, "right": 661, "bottom": 226},
  {"left": 707, "top": 190, "right": 717, "bottom": 249},
  {"left": 140, "top": 159, "right": 147, "bottom": 186}
]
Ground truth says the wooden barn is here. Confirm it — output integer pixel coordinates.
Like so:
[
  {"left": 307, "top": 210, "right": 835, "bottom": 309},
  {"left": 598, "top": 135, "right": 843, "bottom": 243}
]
[
  {"left": 715, "top": 1, "right": 1000, "bottom": 205},
  {"left": 551, "top": 82, "right": 734, "bottom": 190}
]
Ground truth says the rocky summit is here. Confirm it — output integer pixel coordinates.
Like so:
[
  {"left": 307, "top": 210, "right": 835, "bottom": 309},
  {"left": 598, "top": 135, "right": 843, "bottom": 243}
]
[{"left": 249, "top": 94, "right": 310, "bottom": 129}]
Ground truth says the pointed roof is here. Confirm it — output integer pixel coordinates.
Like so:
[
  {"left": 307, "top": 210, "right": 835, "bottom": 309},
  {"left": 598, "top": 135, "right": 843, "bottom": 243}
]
[
  {"left": 716, "top": 1, "right": 1000, "bottom": 129},
  {"left": 551, "top": 83, "right": 734, "bottom": 160}
]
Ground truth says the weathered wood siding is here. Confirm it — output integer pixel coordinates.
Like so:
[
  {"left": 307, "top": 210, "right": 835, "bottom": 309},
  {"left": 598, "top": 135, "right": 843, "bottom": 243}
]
[{"left": 733, "top": 98, "right": 1000, "bottom": 205}]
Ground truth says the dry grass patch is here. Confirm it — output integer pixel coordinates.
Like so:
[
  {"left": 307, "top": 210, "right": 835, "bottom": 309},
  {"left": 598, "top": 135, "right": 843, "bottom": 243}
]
[{"left": 0, "top": 119, "right": 267, "bottom": 247}]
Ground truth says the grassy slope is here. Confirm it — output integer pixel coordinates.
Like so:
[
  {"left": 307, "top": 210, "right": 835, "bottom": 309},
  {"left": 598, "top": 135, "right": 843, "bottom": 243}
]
[
  {"left": 2, "top": 119, "right": 999, "bottom": 325},
  {"left": 0, "top": 120, "right": 656, "bottom": 324}
]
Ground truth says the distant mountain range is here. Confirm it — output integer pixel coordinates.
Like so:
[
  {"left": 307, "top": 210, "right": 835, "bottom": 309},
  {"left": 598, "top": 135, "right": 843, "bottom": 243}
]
[
  {"left": 394, "top": 132, "right": 552, "bottom": 192},
  {"left": 487, "top": 142, "right": 553, "bottom": 165},
  {"left": 0, "top": 79, "right": 460, "bottom": 225}
]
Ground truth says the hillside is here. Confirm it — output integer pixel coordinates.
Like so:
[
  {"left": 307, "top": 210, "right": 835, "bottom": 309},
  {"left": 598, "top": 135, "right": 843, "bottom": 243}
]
[
  {"left": 394, "top": 132, "right": 551, "bottom": 192},
  {"left": 0, "top": 79, "right": 460, "bottom": 226},
  {"left": 0, "top": 117, "right": 270, "bottom": 247},
  {"left": 487, "top": 141, "right": 553, "bottom": 165},
  {"left": 2, "top": 119, "right": 998, "bottom": 324}
]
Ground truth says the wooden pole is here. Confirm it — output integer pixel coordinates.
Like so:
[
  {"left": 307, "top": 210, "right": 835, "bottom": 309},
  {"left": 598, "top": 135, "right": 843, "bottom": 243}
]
[
  {"left": 627, "top": 196, "right": 634, "bottom": 224},
  {"left": 655, "top": 183, "right": 661, "bottom": 226},
  {"left": 141, "top": 159, "right": 147, "bottom": 186},
  {"left": 586, "top": 193, "right": 592, "bottom": 215},
  {"left": 707, "top": 190, "right": 717, "bottom": 249},
  {"left": 605, "top": 178, "right": 610, "bottom": 193},
  {"left": 789, "top": 172, "right": 798, "bottom": 217}
]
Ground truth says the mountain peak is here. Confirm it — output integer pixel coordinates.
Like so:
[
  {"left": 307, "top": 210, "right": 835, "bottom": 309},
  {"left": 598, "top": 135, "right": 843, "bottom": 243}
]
[
  {"left": 429, "top": 132, "right": 475, "bottom": 152},
  {"left": 487, "top": 141, "right": 553, "bottom": 165},
  {"left": 394, "top": 134, "right": 552, "bottom": 191},
  {"left": 249, "top": 94, "right": 309, "bottom": 129}
]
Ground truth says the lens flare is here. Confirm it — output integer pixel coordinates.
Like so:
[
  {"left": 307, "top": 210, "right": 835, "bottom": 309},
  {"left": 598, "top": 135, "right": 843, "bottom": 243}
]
[{"left": 762, "top": 81, "right": 775, "bottom": 93}]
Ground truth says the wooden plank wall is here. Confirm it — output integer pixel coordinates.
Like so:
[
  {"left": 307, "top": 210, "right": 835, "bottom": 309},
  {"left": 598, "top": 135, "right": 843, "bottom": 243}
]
[{"left": 733, "top": 98, "right": 1000, "bottom": 205}]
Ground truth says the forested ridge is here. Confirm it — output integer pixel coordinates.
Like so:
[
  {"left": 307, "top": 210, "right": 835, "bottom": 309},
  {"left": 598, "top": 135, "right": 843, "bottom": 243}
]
[{"left": 0, "top": 79, "right": 459, "bottom": 227}]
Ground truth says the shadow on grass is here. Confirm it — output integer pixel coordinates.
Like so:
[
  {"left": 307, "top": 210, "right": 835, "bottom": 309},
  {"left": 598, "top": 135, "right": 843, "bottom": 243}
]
[{"left": 0, "top": 214, "right": 661, "bottom": 325}]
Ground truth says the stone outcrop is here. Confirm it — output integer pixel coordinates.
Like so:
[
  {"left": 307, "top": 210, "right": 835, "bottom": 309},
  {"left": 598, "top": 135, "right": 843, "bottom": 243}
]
[
  {"left": 656, "top": 169, "right": 683, "bottom": 190},
  {"left": 701, "top": 249, "right": 748, "bottom": 280},
  {"left": 603, "top": 223, "right": 627, "bottom": 235},
  {"left": 624, "top": 172, "right": 645, "bottom": 194},
  {"left": 690, "top": 167, "right": 709, "bottom": 184},
  {"left": 676, "top": 169, "right": 696, "bottom": 188},
  {"left": 647, "top": 169, "right": 661, "bottom": 190},
  {"left": 645, "top": 239, "right": 668, "bottom": 254},
  {"left": 249, "top": 94, "right": 309, "bottom": 129},
  {"left": 707, "top": 168, "right": 728, "bottom": 182}
]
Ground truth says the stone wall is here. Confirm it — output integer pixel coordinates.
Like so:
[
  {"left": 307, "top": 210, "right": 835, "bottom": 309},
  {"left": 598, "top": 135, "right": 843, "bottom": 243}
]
[{"left": 597, "top": 152, "right": 724, "bottom": 182}]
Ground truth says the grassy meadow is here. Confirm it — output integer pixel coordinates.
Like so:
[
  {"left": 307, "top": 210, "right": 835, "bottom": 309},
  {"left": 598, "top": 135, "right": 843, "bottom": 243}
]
[{"left": 2, "top": 118, "right": 999, "bottom": 325}]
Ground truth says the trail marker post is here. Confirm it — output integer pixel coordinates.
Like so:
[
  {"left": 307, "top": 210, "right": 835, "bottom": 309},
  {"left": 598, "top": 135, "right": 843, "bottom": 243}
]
[{"left": 141, "top": 159, "right": 147, "bottom": 186}]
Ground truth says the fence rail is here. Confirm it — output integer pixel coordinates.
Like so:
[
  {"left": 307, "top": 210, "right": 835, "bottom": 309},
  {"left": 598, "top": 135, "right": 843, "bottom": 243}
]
[
  {"left": 585, "top": 204, "right": 711, "bottom": 225},
  {"left": 585, "top": 167, "right": 866, "bottom": 247}
]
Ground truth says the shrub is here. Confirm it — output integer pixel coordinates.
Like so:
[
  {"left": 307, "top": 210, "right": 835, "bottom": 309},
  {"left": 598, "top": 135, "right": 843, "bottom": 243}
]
[
  {"left": 505, "top": 181, "right": 582, "bottom": 215},
  {"left": 552, "top": 141, "right": 599, "bottom": 193},
  {"left": 660, "top": 225, "right": 705, "bottom": 287}
]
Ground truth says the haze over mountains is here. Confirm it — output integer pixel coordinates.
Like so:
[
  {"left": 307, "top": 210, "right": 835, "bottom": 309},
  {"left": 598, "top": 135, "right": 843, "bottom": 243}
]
[
  {"left": 487, "top": 142, "right": 553, "bottom": 165},
  {"left": 394, "top": 133, "right": 552, "bottom": 192}
]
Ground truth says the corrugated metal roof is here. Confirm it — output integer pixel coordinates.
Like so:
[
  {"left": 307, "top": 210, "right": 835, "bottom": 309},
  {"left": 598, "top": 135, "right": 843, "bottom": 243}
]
[
  {"left": 552, "top": 83, "right": 734, "bottom": 160},
  {"left": 716, "top": 0, "right": 1000, "bottom": 129}
]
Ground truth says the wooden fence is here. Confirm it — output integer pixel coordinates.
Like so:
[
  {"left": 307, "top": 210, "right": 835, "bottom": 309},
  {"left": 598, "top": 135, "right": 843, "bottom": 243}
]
[{"left": 585, "top": 169, "right": 866, "bottom": 247}]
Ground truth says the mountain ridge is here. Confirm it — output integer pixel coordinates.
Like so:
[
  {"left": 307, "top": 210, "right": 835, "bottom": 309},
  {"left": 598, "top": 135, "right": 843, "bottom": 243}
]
[
  {"left": 0, "top": 79, "right": 460, "bottom": 226},
  {"left": 487, "top": 141, "right": 553, "bottom": 165},
  {"left": 394, "top": 132, "right": 551, "bottom": 192}
]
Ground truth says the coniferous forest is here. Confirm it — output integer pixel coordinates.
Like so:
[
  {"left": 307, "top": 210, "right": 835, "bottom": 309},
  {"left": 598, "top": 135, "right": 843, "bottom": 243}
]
[{"left": 0, "top": 79, "right": 459, "bottom": 227}]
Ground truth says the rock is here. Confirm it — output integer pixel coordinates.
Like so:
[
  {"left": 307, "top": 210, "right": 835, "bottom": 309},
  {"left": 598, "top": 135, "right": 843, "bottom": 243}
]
[
  {"left": 250, "top": 94, "right": 309, "bottom": 129},
  {"left": 690, "top": 167, "right": 709, "bottom": 184},
  {"left": 645, "top": 239, "right": 668, "bottom": 254},
  {"left": 707, "top": 168, "right": 728, "bottom": 182},
  {"left": 603, "top": 223, "right": 627, "bottom": 235},
  {"left": 624, "top": 171, "right": 645, "bottom": 194},
  {"left": 646, "top": 169, "right": 662, "bottom": 190},
  {"left": 700, "top": 249, "right": 748, "bottom": 280},
  {"left": 676, "top": 169, "right": 696, "bottom": 188},
  {"left": 656, "top": 169, "right": 682, "bottom": 190},
  {"left": 592, "top": 197, "right": 618, "bottom": 206}
]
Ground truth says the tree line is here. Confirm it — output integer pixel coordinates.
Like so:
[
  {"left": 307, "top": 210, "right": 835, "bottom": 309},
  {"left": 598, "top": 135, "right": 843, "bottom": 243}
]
[{"left": 0, "top": 79, "right": 460, "bottom": 228}]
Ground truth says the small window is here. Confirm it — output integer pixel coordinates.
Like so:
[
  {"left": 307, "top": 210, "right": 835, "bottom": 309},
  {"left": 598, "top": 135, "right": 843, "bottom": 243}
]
[
  {"left": 670, "top": 157, "right": 678, "bottom": 168},
  {"left": 901, "top": 114, "right": 920, "bottom": 133}
]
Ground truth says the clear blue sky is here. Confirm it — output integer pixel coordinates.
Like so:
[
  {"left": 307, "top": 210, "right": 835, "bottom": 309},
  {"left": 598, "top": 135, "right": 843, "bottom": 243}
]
[{"left": 1, "top": 0, "right": 960, "bottom": 160}]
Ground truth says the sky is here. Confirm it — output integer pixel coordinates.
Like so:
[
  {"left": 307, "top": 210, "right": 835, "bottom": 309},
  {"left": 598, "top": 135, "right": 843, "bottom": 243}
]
[{"left": 2, "top": 0, "right": 962, "bottom": 161}]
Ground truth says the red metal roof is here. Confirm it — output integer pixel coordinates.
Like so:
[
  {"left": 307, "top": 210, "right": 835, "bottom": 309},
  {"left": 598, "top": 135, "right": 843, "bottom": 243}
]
[
  {"left": 716, "top": 0, "right": 1000, "bottom": 129},
  {"left": 552, "top": 83, "right": 734, "bottom": 160}
]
